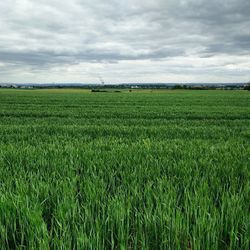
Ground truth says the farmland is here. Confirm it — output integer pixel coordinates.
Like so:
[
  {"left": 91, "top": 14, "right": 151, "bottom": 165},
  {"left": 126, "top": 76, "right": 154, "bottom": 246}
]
[{"left": 0, "top": 89, "right": 249, "bottom": 249}]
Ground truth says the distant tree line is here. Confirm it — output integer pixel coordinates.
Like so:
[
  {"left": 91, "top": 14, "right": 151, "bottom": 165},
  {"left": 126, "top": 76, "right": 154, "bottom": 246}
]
[{"left": 0, "top": 83, "right": 249, "bottom": 90}]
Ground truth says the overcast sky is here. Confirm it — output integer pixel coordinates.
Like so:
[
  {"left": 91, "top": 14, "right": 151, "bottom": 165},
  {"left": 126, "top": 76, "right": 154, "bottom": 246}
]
[{"left": 0, "top": 0, "right": 249, "bottom": 83}]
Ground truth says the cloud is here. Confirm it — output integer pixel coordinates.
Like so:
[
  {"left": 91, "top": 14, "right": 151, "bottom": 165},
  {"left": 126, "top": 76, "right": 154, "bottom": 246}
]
[{"left": 0, "top": 0, "right": 249, "bottom": 83}]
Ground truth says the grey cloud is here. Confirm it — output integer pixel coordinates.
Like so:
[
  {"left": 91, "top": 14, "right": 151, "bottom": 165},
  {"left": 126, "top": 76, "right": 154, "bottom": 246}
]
[{"left": 0, "top": 0, "right": 249, "bottom": 82}]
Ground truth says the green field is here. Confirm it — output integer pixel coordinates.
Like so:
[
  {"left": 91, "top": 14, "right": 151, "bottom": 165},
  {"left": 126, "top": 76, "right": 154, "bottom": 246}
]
[{"left": 0, "top": 89, "right": 249, "bottom": 249}]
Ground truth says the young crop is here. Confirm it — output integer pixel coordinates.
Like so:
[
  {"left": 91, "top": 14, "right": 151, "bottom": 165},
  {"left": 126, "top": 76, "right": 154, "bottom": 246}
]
[{"left": 0, "top": 89, "right": 249, "bottom": 249}]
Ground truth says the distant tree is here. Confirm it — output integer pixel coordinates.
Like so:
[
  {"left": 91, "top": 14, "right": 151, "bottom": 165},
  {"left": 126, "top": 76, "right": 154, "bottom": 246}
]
[
  {"left": 244, "top": 82, "right": 250, "bottom": 91},
  {"left": 173, "top": 84, "right": 186, "bottom": 89}
]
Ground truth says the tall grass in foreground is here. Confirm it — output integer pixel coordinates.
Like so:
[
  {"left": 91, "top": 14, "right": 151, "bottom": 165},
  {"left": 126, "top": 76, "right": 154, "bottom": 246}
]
[{"left": 0, "top": 89, "right": 249, "bottom": 249}]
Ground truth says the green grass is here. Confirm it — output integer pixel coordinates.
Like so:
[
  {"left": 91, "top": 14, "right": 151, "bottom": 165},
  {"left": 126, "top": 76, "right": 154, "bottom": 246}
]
[{"left": 0, "top": 89, "right": 249, "bottom": 249}]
